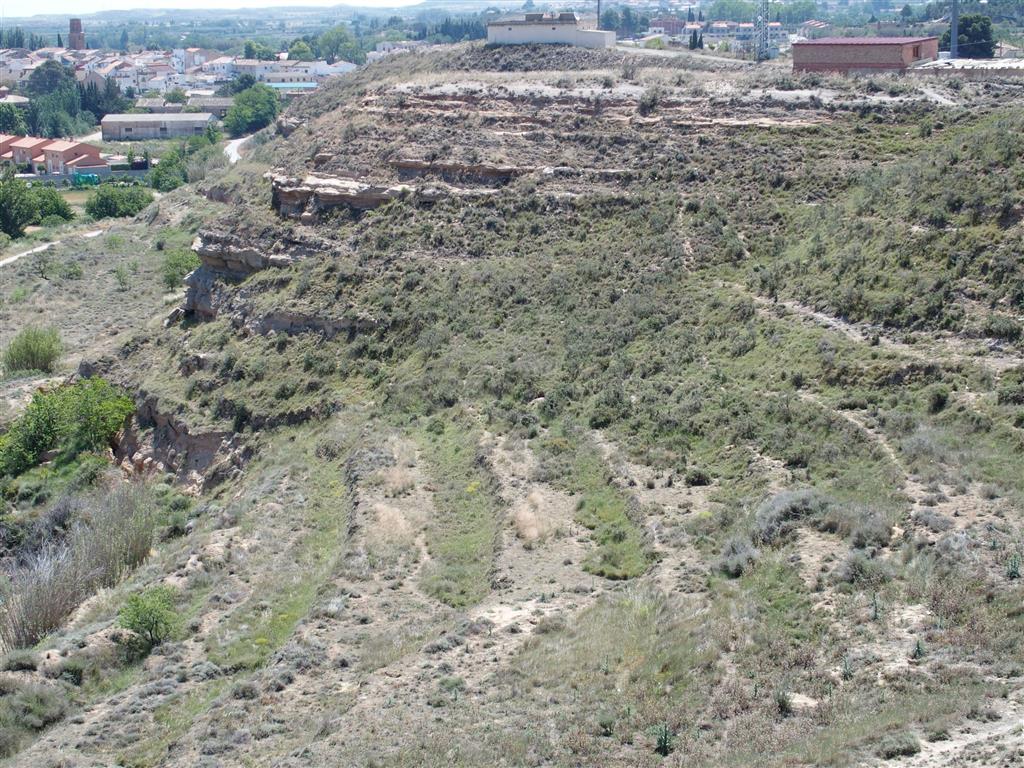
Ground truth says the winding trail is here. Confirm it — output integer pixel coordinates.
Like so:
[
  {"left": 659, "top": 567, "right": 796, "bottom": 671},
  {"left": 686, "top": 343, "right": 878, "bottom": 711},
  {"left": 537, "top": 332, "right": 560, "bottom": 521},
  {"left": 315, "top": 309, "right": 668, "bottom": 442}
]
[{"left": 0, "top": 228, "right": 105, "bottom": 269}]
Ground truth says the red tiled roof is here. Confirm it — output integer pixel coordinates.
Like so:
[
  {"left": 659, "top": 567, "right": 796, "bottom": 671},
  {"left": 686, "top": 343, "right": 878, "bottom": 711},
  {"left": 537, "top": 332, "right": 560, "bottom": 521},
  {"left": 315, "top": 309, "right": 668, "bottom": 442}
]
[
  {"left": 10, "top": 136, "right": 51, "bottom": 149},
  {"left": 43, "top": 140, "right": 80, "bottom": 153},
  {"left": 794, "top": 36, "right": 937, "bottom": 45}
]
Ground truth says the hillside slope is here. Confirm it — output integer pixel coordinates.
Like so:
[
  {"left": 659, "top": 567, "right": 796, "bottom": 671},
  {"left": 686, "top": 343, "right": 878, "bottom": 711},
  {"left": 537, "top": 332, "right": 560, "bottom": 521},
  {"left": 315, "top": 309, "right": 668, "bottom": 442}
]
[{"left": 2, "top": 45, "right": 1023, "bottom": 768}]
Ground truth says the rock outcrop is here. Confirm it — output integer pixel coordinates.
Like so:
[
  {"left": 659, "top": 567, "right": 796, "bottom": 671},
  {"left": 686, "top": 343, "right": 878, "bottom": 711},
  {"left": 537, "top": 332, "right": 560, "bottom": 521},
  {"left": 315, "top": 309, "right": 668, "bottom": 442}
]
[
  {"left": 192, "top": 232, "right": 299, "bottom": 279},
  {"left": 267, "top": 171, "right": 497, "bottom": 221},
  {"left": 390, "top": 158, "right": 527, "bottom": 183},
  {"left": 115, "top": 395, "right": 251, "bottom": 494}
]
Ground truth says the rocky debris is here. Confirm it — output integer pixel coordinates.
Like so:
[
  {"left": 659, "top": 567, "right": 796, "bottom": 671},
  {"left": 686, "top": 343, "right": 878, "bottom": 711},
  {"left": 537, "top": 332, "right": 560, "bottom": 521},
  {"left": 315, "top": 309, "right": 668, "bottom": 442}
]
[
  {"left": 243, "top": 310, "right": 374, "bottom": 340},
  {"left": 267, "top": 171, "right": 497, "bottom": 221},
  {"left": 391, "top": 158, "right": 526, "bottom": 183},
  {"left": 115, "top": 395, "right": 251, "bottom": 493},
  {"left": 276, "top": 115, "right": 303, "bottom": 137},
  {"left": 192, "top": 232, "right": 299, "bottom": 280}
]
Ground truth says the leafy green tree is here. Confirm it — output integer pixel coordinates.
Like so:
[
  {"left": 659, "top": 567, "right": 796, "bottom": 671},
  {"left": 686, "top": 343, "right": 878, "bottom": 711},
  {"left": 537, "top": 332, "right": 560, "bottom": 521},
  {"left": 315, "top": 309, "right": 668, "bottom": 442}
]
[
  {"left": 162, "top": 248, "right": 200, "bottom": 289},
  {"left": 118, "top": 587, "right": 177, "bottom": 649},
  {"left": 223, "top": 83, "right": 280, "bottom": 137},
  {"left": 0, "top": 104, "right": 27, "bottom": 135},
  {"left": 85, "top": 185, "right": 154, "bottom": 219},
  {"left": 31, "top": 186, "right": 74, "bottom": 223},
  {"left": 164, "top": 87, "right": 187, "bottom": 104},
  {"left": 0, "top": 377, "right": 131, "bottom": 477},
  {"left": 243, "top": 39, "right": 277, "bottom": 60},
  {"left": 288, "top": 40, "right": 315, "bottom": 61},
  {"left": 317, "top": 24, "right": 365, "bottom": 64},
  {"left": 0, "top": 167, "right": 36, "bottom": 238},
  {"left": 600, "top": 9, "right": 621, "bottom": 31},
  {"left": 941, "top": 14, "right": 995, "bottom": 58},
  {"left": 26, "top": 60, "right": 76, "bottom": 98}
]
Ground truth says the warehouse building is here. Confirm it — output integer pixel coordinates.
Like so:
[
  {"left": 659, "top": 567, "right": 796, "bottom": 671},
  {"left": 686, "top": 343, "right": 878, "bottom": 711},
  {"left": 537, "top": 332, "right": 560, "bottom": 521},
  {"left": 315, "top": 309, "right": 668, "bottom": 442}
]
[
  {"left": 101, "top": 112, "right": 216, "bottom": 140},
  {"left": 487, "top": 13, "right": 615, "bottom": 49},
  {"left": 792, "top": 36, "right": 939, "bottom": 74}
]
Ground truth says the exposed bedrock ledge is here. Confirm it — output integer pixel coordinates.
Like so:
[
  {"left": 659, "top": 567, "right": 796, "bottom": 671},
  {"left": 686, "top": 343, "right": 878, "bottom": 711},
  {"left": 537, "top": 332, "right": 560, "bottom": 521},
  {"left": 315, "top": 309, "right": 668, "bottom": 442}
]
[
  {"left": 390, "top": 157, "right": 526, "bottom": 183},
  {"left": 114, "top": 394, "right": 250, "bottom": 494},
  {"left": 192, "top": 231, "right": 299, "bottom": 279},
  {"left": 267, "top": 170, "right": 497, "bottom": 221}
]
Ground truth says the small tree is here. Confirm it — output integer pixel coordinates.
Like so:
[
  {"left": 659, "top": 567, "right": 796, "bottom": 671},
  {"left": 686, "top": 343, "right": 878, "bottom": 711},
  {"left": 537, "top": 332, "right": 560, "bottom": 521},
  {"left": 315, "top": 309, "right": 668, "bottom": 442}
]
[
  {"left": 0, "top": 166, "right": 35, "bottom": 238},
  {"left": 161, "top": 248, "right": 200, "bottom": 289},
  {"left": 223, "top": 83, "right": 280, "bottom": 137},
  {"left": 163, "top": 87, "right": 187, "bottom": 104},
  {"left": 0, "top": 103, "right": 28, "bottom": 135},
  {"left": 31, "top": 186, "right": 74, "bottom": 223},
  {"left": 287, "top": 40, "right": 314, "bottom": 61},
  {"left": 118, "top": 586, "right": 177, "bottom": 649}
]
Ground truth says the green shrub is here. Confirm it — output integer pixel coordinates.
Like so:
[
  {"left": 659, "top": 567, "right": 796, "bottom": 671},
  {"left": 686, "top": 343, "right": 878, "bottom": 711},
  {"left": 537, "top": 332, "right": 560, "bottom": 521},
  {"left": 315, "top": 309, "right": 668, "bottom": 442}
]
[
  {"left": 0, "top": 377, "right": 132, "bottom": 478},
  {"left": 30, "top": 186, "right": 73, "bottom": 224},
  {"left": 0, "top": 651, "right": 37, "bottom": 672},
  {"left": 876, "top": 731, "right": 921, "bottom": 759},
  {"left": 118, "top": 586, "right": 177, "bottom": 649},
  {"left": 925, "top": 384, "right": 950, "bottom": 414},
  {"left": 160, "top": 248, "right": 201, "bottom": 290},
  {"left": 84, "top": 185, "right": 153, "bottom": 219},
  {"left": 2, "top": 327, "right": 62, "bottom": 375},
  {"left": 0, "top": 681, "right": 68, "bottom": 757},
  {"left": 717, "top": 535, "right": 759, "bottom": 578}
]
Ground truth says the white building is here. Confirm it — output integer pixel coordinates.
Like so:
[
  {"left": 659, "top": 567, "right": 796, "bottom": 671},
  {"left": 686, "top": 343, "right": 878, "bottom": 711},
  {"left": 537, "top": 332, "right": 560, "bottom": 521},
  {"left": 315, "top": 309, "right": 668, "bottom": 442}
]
[{"left": 486, "top": 13, "right": 615, "bottom": 49}]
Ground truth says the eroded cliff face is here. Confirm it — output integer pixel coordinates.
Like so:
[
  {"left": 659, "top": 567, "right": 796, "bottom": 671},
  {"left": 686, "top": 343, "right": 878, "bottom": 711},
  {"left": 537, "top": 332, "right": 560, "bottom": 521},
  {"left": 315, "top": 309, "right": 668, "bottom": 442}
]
[
  {"left": 114, "top": 395, "right": 250, "bottom": 494},
  {"left": 267, "top": 170, "right": 497, "bottom": 222}
]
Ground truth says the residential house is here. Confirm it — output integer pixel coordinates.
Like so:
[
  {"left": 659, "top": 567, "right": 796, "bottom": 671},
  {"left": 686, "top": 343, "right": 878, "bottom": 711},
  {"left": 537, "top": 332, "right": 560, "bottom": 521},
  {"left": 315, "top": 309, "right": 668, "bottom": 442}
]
[
  {"left": 0, "top": 134, "right": 19, "bottom": 163},
  {"left": 10, "top": 136, "right": 52, "bottom": 172},
  {"left": 42, "top": 139, "right": 106, "bottom": 175}
]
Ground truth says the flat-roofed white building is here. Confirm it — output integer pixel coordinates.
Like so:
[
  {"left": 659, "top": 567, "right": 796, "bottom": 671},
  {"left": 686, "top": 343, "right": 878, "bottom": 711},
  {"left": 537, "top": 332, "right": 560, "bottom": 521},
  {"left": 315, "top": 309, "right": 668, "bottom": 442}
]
[
  {"left": 101, "top": 112, "right": 216, "bottom": 141},
  {"left": 487, "top": 13, "right": 615, "bottom": 49}
]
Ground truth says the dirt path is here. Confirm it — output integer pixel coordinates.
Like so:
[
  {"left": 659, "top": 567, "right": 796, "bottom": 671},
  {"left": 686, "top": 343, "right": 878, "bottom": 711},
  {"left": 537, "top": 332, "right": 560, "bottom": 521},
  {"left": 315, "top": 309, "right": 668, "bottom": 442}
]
[
  {"left": 890, "top": 686, "right": 1024, "bottom": 767},
  {"left": 224, "top": 136, "right": 250, "bottom": 165},
  {"left": 733, "top": 282, "right": 1024, "bottom": 375},
  {"left": 0, "top": 228, "right": 105, "bottom": 269}
]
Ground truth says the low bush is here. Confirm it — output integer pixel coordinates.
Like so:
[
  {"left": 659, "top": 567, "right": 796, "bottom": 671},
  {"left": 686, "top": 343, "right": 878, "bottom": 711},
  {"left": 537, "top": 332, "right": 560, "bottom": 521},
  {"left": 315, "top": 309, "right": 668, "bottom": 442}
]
[
  {"left": 2, "top": 326, "right": 62, "bottom": 376},
  {"left": 717, "top": 535, "right": 759, "bottom": 578},
  {"left": 0, "top": 377, "right": 132, "bottom": 478},
  {"left": 754, "top": 489, "right": 833, "bottom": 545},
  {"left": 876, "top": 731, "right": 921, "bottom": 759},
  {"left": 0, "top": 651, "right": 37, "bottom": 672},
  {"left": 0, "top": 681, "right": 68, "bottom": 757},
  {"left": 0, "top": 485, "right": 155, "bottom": 649}
]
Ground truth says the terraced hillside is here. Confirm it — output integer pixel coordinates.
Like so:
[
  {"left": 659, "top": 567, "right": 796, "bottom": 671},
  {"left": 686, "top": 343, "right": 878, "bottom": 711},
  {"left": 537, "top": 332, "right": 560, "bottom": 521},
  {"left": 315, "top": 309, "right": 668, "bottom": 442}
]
[{"left": 1, "top": 45, "right": 1024, "bottom": 767}]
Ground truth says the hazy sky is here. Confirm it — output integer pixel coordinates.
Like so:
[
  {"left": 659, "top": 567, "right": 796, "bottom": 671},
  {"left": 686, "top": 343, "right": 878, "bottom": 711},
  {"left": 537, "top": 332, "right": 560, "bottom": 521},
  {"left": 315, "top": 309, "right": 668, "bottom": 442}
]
[{"left": 2, "top": 0, "right": 424, "bottom": 20}]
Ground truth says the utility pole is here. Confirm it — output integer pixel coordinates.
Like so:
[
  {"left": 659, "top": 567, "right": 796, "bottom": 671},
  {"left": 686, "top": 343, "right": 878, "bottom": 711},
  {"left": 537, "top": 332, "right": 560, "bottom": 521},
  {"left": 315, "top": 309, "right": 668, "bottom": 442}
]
[
  {"left": 597, "top": 0, "right": 602, "bottom": 29},
  {"left": 756, "top": 0, "right": 770, "bottom": 61},
  {"left": 949, "top": 0, "right": 959, "bottom": 58}
]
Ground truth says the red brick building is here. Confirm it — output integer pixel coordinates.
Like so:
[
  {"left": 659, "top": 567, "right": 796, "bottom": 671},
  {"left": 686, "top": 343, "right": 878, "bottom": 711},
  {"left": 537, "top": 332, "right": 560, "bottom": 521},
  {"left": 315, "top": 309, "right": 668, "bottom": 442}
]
[{"left": 792, "top": 36, "right": 939, "bottom": 74}]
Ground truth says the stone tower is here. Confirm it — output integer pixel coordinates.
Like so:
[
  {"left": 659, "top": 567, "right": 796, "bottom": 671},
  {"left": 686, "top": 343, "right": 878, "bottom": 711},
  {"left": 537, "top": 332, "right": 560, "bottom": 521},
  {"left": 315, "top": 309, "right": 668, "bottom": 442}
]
[{"left": 68, "top": 18, "right": 86, "bottom": 50}]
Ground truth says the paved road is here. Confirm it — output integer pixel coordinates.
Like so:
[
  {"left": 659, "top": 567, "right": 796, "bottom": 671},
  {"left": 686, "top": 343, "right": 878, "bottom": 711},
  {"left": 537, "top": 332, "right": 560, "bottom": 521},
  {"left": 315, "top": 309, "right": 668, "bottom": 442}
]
[
  {"left": 224, "top": 136, "right": 250, "bottom": 164},
  {"left": 0, "top": 229, "right": 105, "bottom": 269}
]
